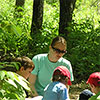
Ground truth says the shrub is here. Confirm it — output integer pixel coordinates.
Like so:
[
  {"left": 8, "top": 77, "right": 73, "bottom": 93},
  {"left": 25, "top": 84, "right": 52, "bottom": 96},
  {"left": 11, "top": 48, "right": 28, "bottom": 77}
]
[{"left": 66, "top": 18, "right": 100, "bottom": 82}]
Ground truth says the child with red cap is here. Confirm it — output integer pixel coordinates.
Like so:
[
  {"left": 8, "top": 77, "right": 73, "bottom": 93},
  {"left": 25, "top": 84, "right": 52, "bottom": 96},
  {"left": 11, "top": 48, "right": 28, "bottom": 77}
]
[
  {"left": 86, "top": 72, "right": 100, "bottom": 100},
  {"left": 42, "top": 66, "right": 71, "bottom": 100}
]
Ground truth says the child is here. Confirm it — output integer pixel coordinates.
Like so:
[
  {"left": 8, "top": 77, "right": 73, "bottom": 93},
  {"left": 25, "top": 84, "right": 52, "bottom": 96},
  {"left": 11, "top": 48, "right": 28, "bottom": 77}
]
[
  {"left": 15, "top": 56, "right": 35, "bottom": 79},
  {"left": 42, "top": 66, "right": 72, "bottom": 100},
  {"left": 78, "top": 89, "right": 93, "bottom": 100},
  {"left": 86, "top": 72, "right": 100, "bottom": 100},
  {"left": 1, "top": 56, "right": 35, "bottom": 80},
  {"left": 1, "top": 56, "right": 35, "bottom": 98}
]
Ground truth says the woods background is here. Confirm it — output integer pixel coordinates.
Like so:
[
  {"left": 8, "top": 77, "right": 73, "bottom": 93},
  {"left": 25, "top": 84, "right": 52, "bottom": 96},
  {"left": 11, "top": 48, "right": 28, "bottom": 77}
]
[{"left": 0, "top": 0, "right": 100, "bottom": 83}]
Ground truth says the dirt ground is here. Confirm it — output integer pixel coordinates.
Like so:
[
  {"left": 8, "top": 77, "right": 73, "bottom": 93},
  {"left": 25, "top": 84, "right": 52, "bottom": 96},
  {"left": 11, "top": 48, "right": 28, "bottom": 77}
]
[{"left": 69, "top": 82, "right": 90, "bottom": 100}]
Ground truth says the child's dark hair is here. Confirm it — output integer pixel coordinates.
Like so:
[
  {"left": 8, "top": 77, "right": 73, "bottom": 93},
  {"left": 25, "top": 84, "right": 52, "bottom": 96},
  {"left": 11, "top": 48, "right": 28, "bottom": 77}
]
[
  {"left": 52, "top": 70, "right": 67, "bottom": 82},
  {"left": 14, "top": 56, "right": 34, "bottom": 70}
]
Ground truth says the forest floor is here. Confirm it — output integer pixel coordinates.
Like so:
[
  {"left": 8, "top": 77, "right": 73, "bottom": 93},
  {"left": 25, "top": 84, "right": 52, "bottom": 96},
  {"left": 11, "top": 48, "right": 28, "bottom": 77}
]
[{"left": 69, "top": 82, "right": 90, "bottom": 100}]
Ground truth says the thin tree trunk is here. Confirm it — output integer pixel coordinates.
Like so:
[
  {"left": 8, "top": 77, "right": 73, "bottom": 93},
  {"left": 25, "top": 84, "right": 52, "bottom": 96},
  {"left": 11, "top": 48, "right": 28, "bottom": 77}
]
[
  {"left": 31, "top": 0, "right": 44, "bottom": 37},
  {"left": 59, "top": 0, "right": 76, "bottom": 37},
  {"left": 15, "top": 0, "right": 25, "bottom": 7},
  {"left": 15, "top": 0, "right": 25, "bottom": 18},
  {"left": 15, "top": 0, "right": 25, "bottom": 11}
]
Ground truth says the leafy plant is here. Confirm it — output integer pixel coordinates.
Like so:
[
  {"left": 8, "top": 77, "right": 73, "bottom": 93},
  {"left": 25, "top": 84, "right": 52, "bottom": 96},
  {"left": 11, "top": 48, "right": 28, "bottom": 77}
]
[
  {"left": 66, "top": 18, "right": 100, "bottom": 82},
  {"left": 0, "top": 62, "right": 31, "bottom": 100},
  {"left": 0, "top": 70, "right": 30, "bottom": 100},
  {"left": 0, "top": 0, "right": 100, "bottom": 84}
]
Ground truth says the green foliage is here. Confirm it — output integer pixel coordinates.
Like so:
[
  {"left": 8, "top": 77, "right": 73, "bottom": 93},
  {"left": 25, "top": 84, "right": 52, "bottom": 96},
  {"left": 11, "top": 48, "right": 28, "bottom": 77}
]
[
  {"left": 45, "top": 0, "right": 58, "bottom": 4},
  {"left": 0, "top": 14, "right": 31, "bottom": 60},
  {"left": 0, "top": 61, "right": 21, "bottom": 71},
  {"left": 0, "top": 0, "right": 59, "bottom": 60},
  {"left": 43, "top": 1, "right": 59, "bottom": 35},
  {"left": 0, "top": 0, "right": 100, "bottom": 84},
  {"left": 0, "top": 18, "right": 31, "bottom": 59},
  {"left": 58, "top": 0, "right": 100, "bottom": 82},
  {"left": 66, "top": 1, "right": 100, "bottom": 81},
  {"left": 0, "top": 70, "right": 30, "bottom": 100},
  {"left": 0, "top": 60, "right": 30, "bottom": 99}
]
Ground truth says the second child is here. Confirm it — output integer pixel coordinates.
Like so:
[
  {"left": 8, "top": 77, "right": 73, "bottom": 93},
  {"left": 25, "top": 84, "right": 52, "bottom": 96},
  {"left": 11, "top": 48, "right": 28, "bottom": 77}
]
[
  {"left": 87, "top": 72, "right": 100, "bottom": 100},
  {"left": 42, "top": 66, "right": 72, "bottom": 100}
]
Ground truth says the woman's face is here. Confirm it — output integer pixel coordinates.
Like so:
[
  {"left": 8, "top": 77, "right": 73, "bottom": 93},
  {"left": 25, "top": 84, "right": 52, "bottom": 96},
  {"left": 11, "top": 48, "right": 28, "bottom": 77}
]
[{"left": 50, "top": 42, "right": 66, "bottom": 61}]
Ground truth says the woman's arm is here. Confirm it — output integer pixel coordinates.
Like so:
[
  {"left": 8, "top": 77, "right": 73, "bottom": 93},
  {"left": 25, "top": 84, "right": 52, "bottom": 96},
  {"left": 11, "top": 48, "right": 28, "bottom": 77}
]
[{"left": 28, "top": 74, "right": 38, "bottom": 97}]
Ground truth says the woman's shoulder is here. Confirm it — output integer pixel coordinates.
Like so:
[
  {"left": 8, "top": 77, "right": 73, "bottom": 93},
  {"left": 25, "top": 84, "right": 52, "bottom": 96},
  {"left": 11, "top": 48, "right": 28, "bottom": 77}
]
[
  {"left": 59, "top": 57, "right": 71, "bottom": 65},
  {"left": 33, "top": 54, "right": 48, "bottom": 59}
]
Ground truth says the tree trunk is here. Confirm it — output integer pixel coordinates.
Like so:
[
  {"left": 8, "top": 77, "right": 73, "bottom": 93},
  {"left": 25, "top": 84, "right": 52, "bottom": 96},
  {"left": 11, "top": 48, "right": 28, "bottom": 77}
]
[
  {"left": 31, "top": 0, "right": 44, "bottom": 37},
  {"left": 15, "top": 0, "right": 25, "bottom": 11},
  {"left": 59, "top": 0, "right": 76, "bottom": 37},
  {"left": 15, "top": 0, "right": 25, "bottom": 18},
  {"left": 15, "top": 0, "right": 25, "bottom": 7}
]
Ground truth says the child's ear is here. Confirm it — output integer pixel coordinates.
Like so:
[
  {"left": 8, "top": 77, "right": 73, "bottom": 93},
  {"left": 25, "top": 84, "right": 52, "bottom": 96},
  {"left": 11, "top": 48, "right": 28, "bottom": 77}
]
[{"left": 20, "top": 66, "right": 24, "bottom": 72}]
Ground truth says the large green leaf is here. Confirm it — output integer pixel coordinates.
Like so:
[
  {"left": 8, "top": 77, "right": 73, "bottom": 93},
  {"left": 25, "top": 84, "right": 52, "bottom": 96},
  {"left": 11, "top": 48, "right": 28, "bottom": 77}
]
[
  {"left": 10, "top": 62, "right": 20, "bottom": 70},
  {"left": 14, "top": 75, "right": 30, "bottom": 91},
  {"left": 5, "top": 79, "right": 17, "bottom": 88},
  {"left": 0, "top": 71, "right": 6, "bottom": 80},
  {"left": 6, "top": 71, "right": 16, "bottom": 79}
]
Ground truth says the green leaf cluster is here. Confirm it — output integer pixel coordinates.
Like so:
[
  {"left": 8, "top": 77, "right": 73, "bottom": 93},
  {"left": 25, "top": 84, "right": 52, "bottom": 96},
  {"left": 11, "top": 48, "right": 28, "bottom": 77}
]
[
  {"left": 0, "top": 70, "right": 30, "bottom": 100},
  {"left": 66, "top": 0, "right": 100, "bottom": 81},
  {"left": 0, "top": 0, "right": 100, "bottom": 84}
]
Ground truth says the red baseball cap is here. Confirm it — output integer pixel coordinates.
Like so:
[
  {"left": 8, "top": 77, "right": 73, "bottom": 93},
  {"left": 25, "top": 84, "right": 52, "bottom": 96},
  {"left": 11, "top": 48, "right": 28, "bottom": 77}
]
[
  {"left": 53, "top": 66, "right": 72, "bottom": 85},
  {"left": 86, "top": 72, "right": 100, "bottom": 86}
]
